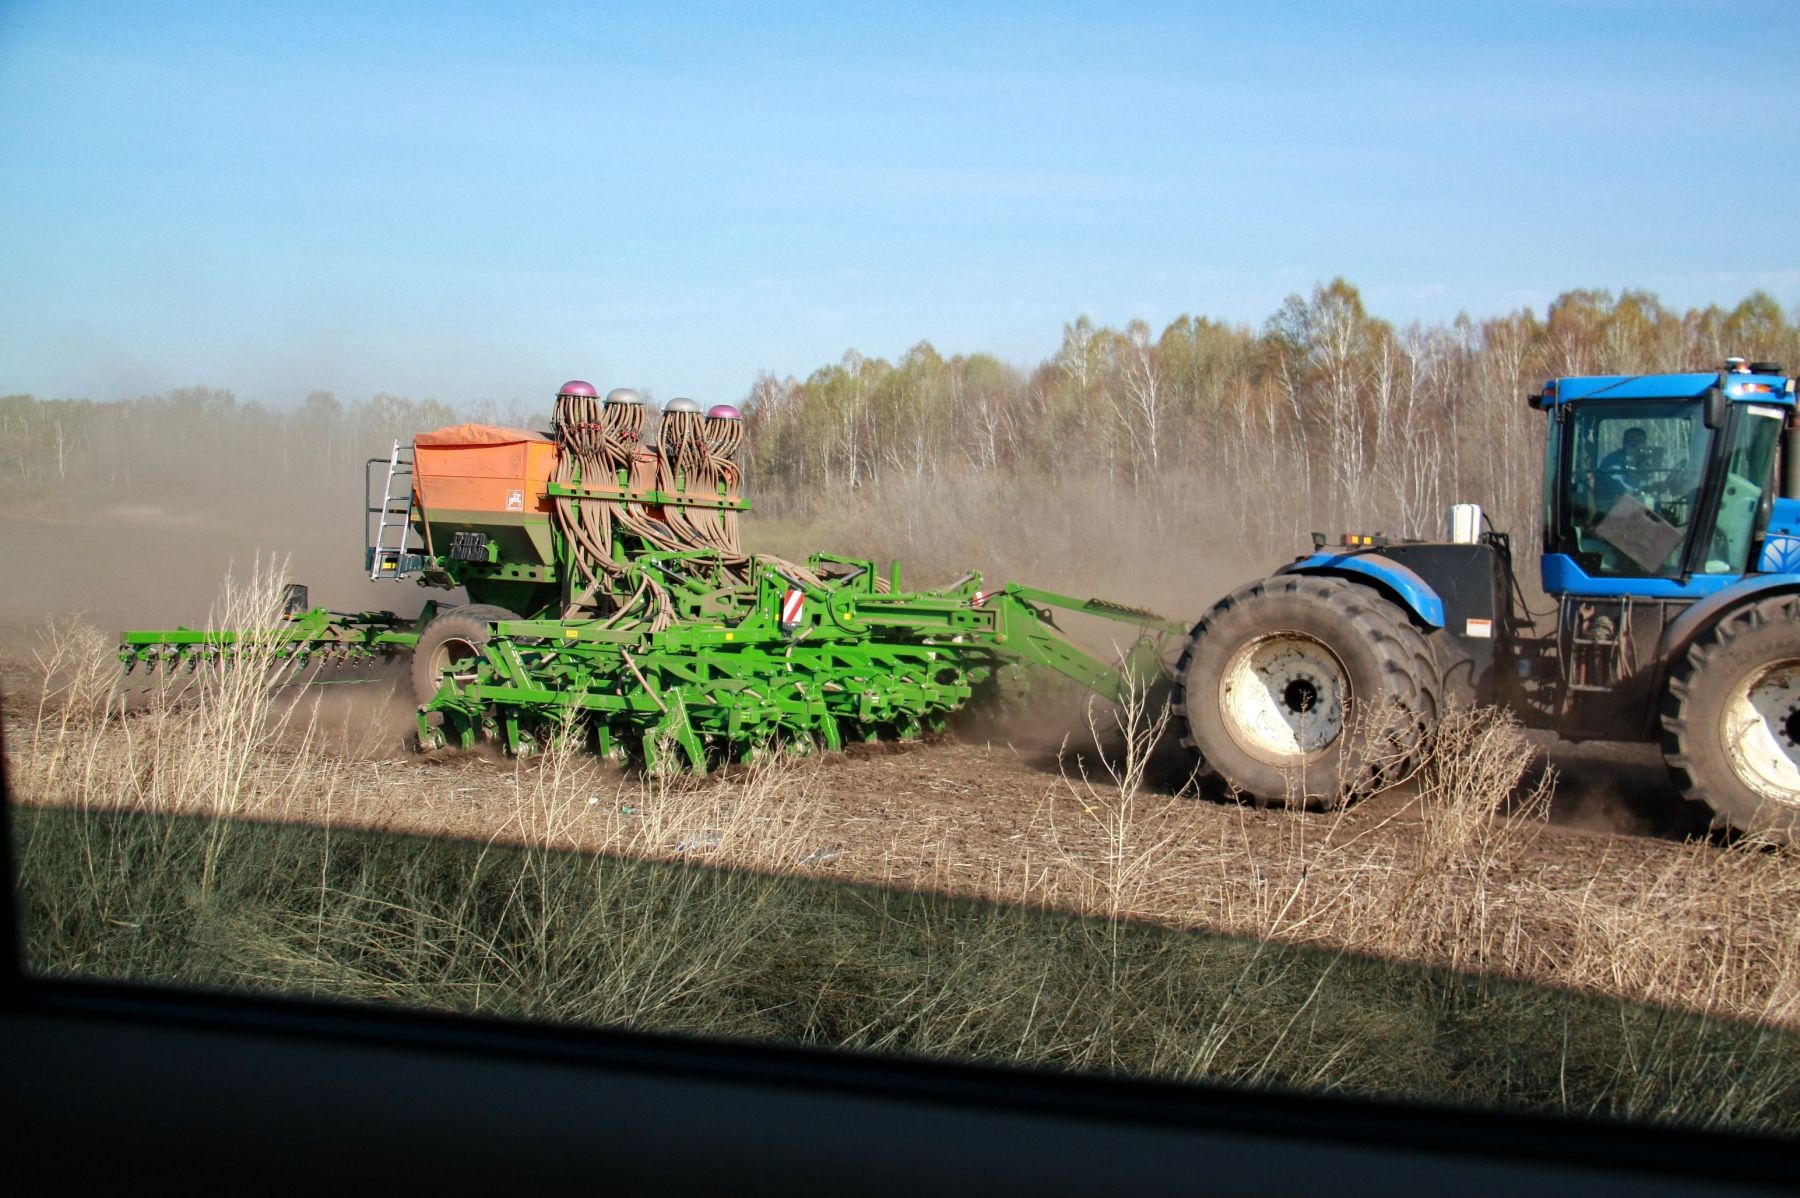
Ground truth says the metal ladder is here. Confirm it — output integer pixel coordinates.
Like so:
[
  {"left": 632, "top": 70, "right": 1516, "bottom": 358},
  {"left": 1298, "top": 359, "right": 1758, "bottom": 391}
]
[{"left": 368, "top": 439, "right": 416, "bottom": 580}]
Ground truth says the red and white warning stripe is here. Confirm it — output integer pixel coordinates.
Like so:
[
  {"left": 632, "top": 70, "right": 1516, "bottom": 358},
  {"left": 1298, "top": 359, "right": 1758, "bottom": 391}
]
[{"left": 780, "top": 588, "right": 805, "bottom": 626}]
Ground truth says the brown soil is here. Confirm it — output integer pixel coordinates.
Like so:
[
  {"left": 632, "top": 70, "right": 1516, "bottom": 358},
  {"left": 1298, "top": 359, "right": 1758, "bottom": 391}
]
[{"left": 103, "top": 665, "right": 1713, "bottom": 925}]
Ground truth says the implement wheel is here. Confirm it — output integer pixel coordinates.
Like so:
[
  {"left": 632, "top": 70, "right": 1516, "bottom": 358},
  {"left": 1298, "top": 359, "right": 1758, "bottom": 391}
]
[
  {"left": 1173, "top": 575, "right": 1438, "bottom": 807},
  {"left": 410, "top": 604, "right": 521, "bottom": 706},
  {"left": 1662, "top": 594, "right": 1800, "bottom": 843}
]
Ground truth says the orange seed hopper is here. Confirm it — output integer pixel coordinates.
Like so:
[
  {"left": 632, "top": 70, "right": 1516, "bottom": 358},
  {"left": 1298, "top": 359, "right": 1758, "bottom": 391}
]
[{"left": 412, "top": 424, "right": 558, "bottom": 565}]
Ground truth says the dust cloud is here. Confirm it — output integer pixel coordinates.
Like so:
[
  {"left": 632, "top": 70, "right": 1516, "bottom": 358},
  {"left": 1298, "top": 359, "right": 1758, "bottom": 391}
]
[
  {"left": 0, "top": 504, "right": 448, "bottom": 640},
  {"left": 0, "top": 416, "right": 466, "bottom": 748},
  {"left": 753, "top": 470, "right": 1268, "bottom": 626},
  {"left": 1524, "top": 735, "right": 1713, "bottom": 840}
]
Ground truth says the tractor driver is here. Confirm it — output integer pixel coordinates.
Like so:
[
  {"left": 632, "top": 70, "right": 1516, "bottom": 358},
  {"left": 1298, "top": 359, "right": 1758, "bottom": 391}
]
[{"left": 1595, "top": 426, "right": 1650, "bottom": 510}]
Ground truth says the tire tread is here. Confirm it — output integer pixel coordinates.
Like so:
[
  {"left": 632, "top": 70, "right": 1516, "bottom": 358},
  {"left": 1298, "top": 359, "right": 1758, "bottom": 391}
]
[{"left": 1172, "top": 574, "right": 1440, "bottom": 806}]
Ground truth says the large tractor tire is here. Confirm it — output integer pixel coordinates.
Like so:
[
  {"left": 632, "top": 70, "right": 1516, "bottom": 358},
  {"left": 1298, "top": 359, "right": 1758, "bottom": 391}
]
[
  {"left": 410, "top": 605, "right": 522, "bottom": 707},
  {"left": 1661, "top": 594, "right": 1800, "bottom": 843},
  {"left": 1173, "top": 575, "right": 1439, "bottom": 807}
]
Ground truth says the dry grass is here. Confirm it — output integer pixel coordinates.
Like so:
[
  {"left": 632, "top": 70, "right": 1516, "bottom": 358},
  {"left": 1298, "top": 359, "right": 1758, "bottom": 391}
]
[
  {"left": 8, "top": 576, "right": 1800, "bottom": 1132},
  {"left": 1006, "top": 691, "right": 1800, "bottom": 1030}
]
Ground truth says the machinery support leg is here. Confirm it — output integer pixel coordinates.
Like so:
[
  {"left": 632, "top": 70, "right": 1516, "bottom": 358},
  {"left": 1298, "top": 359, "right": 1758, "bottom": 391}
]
[
  {"left": 815, "top": 704, "right": 843, "bottom": 753},
  {"left": 595, "top": 722, "right": 620, "bottom": 762},
  {"left": 645, "top": 698, "right": 707, "bottom": 775}
]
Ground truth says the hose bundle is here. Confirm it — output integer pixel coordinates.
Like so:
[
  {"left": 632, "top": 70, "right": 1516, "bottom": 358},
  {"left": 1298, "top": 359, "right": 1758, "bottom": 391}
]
[
  {"left": 653, "top": 408, "right": 746, "bottom": 563},
  {"left": 551, "top": 388, "right": 818, "bottom": 626},
  {"left": 552, "top": 388, "right": 644, "bottom": 617}
]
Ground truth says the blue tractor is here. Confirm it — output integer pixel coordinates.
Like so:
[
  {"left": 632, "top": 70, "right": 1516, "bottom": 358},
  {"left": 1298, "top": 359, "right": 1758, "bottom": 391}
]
[{"left": 1175, "top": 358, "right": 1800, "bottom": 841}]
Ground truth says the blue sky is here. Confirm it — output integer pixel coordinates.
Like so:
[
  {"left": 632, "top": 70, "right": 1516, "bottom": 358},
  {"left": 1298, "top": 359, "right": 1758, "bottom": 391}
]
[{"left": 2, "top": 1, "right": 1796, "bottom": 409}]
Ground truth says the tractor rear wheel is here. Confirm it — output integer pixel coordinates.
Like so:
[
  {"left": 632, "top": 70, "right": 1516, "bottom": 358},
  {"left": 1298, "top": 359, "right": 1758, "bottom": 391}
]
[
  {"left": 1173, "top": 575, "right": 1438, "bottom": 807},
  {"left": 1661, "top": 594, "right": 1800, "bottom": 843},
  {"left": 410, "top": 605, "right": 522, "bottom": 707}
]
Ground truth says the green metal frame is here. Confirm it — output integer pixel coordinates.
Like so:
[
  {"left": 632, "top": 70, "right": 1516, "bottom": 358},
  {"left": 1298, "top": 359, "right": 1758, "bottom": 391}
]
[{"left": 413, "top": 559, "right": 1182, "bottom": 771}]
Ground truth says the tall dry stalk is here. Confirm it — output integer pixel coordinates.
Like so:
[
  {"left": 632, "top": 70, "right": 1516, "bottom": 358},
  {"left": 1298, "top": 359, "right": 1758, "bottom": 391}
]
[
  {"left": 26, "top": 617, "right": 118, "bottom": 793},
  {"left": 1364, "top": 704, "right": 1551, "bottom": 972},
  {"left": 16, "top": 560, "right": 366, "bottom": 892},
  {"left": 1050, "top": 674, "right": 1182, "bottom": 919}
]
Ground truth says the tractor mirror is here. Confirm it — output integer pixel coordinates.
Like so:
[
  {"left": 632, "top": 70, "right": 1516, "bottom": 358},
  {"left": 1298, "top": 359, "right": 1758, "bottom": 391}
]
[{"left": 1704, "top": 385, "right": 1727, "bottom": 430}]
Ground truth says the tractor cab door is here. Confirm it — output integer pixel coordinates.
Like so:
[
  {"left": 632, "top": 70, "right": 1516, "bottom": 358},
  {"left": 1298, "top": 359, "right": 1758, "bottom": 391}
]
[
  {"left": 1703, "top": 404, "right": 1785, "bottom": 576},
  {"left": 1551, "top": 400, "right": 1711, "bottom": 579}
]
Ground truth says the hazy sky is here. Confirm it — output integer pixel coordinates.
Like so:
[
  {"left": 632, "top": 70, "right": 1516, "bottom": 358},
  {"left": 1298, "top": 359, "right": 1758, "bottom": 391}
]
[{"left": 2, "top": 1, "right": 1796, "bottom": 410}]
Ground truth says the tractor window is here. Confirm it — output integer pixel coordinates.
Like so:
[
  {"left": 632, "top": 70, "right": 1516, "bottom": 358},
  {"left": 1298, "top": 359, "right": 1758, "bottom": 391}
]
[
  {"left": 1559, "top": 401, "right": 1711, "bottom": 577},
  {"left": 1696, "top": 405, "right": 1783, "bottom": 574}
]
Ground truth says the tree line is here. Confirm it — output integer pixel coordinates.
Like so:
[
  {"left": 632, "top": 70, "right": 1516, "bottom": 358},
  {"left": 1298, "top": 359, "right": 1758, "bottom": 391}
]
[{"left": 743, "top": 282, "right": 1800, "bottom": 552}]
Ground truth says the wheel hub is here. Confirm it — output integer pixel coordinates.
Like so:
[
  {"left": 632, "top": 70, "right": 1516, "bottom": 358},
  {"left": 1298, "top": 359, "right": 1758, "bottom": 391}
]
[
  {"left": 430, "top": 636, "right": 482, "bottom": 681},
  {"left": 1722, "top": 661, "right": 1800, "bottom": 807},
  {"left": 1282, "top": 677, "right": 1320, "bottom": 713},
  {"left": 1219, "top": 632, "right": 1348, "bottom": 762}
]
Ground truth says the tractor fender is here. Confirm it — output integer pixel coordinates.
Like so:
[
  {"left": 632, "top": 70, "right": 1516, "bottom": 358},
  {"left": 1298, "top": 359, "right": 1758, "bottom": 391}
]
[
  {"left": 1654, "top": 573, "right": 1800, "bottom": 668},
  {"left": 1277, "top": 553, "right": 1446, "bottom": 630}
]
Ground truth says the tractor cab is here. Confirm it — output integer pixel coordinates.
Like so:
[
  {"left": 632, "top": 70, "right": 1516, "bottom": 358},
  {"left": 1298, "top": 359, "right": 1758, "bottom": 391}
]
[
  {"left": 1536, "top": 361, "right": 1797, "bottom": 598},
  {"left": 1519, "top": 361, "right": 1798, "bottom": 746}
]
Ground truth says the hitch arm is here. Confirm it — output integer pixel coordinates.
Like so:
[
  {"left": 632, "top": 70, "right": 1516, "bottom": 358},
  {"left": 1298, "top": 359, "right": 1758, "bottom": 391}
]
[{"left": 988, "top": 585, "right": 1184, "bottom": 706}]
